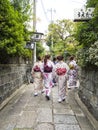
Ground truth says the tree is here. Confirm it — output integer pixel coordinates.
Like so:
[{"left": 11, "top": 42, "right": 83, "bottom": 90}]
[
  {"left": 0, "top": 0, "right": 31, "bottom": 63},
  {"left": 36, "top": 42, "right": 45, "bottom": 58},
  {"left": 46, "top": 19, "right": 78, "bottom": 57},
  {"left": 10, "top": 0, "right": 33, "bottom": 28}
]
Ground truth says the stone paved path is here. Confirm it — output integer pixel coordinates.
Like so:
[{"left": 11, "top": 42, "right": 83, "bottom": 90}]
[{"left": 0, "top": 83, "right": 94, "bottom": 130}]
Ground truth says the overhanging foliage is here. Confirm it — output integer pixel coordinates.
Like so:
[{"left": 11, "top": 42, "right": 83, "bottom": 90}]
[{"left": 75, "top": 0, "right": 98, "bottom": 67}]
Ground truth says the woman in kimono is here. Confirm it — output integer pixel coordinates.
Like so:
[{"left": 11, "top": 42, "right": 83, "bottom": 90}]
[
  {"left": 67, "top": 56, "right": 78, "bottom": 89},
  {"left": 31, "top": 56, "right": 43, "bottom": 96},
  {"left": 42, "top": 54, "right": 54, "bottom": 100},
  {"left": 54, "top": 55, "right": 69, "bottom": 103}
]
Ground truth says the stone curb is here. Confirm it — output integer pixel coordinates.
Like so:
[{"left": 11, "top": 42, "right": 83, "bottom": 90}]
[
  {"left": 75, "top": 91, "right": 98, "bottom": 130},
  {"left": 0, "top": 84, "right": 27, "bottom": 111}
]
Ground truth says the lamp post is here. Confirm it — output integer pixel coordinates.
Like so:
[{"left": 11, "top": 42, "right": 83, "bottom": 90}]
[
  {"left": 25, "top": 1, "right": 44, "bottom": 64},
  {"left": 33, "top": 0, "right": 37, "bottom": 64},
  {"left": 31, "top": 32, "right": 44, "bottom": 64},
  {"left": 32, "top": 0, "right": 44, "bottom": 64}
]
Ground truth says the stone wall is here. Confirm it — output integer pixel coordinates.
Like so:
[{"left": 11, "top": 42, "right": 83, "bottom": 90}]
[
  {"left": 0, "top": 64, "right": 32, "bottom": 104},
  {"left": 78, "top": 66, "right": 98, "bottom": 120}
]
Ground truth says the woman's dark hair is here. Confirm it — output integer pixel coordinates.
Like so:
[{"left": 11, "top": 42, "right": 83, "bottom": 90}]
[
  {"left": 44, "top": 54, "right": 50, "bottom": 65},
  {"left": 57, "top": 55, "right": 63, "bottom": 61},
  {"left": 53, "top": 57, "right": 56, "bottom": 62},
  {"left": 70, "top": 56, "right": 74, "bottom": 61},
  {"left": 37, "top": 56, "right": 41, "bottom": 61}
]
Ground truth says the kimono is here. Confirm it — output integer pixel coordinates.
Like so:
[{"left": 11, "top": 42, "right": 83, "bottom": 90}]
[
  {"left": 31, "top": 61, "right": 43, "bottom": 95},
  {"left": 42, "top": 60, "right": 54, "bottom": 99},
  {"left": 67, "top": 69, "right": 77, "bottom": 88},
  {"left": 54, "top": 61, "right": 69, "bottom": 102},
  {"left": 68, "top": 60, "right": 78, "bottom": 88}
]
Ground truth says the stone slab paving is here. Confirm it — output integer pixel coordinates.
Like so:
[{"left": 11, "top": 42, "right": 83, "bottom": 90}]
[
  {"left": 55, "top": 124, "right": 81, "bottom": 130},
  {"left": 53, "top": 108, "right": 74, "bottom": 115},
  {"left": 16, "top": 111, "right": 37, "bottom": 128},
  {"left": 54, "top": 115, "right": 78, "bottom": 124},
  {"left": 34, "top": 123, "right": 54, "bottom": 130},
  {"left": 13, "top": 128, "right": 32, "bottom": 130},
  {"left": 36, "top": 108, "right": 52, "bottom": 123},
  {"left": 0, "top": 83, "right": 94, "bottom": 130}
]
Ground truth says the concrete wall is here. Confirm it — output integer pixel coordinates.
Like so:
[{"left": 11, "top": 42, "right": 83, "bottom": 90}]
[
  {"left": 0, "top": 64, "right": 32, "bottom": 104},
  {"left": 78, "top": 66, "right": 98, "bottom": 120}
]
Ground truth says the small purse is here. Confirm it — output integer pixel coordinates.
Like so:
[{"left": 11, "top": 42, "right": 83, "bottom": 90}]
[{"left": 30, "top": 77, "right": 34, "bottom": 83}]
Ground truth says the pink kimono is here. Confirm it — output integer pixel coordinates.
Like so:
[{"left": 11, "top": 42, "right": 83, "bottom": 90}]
[
  {"left": 42, "top": 60, "right": 54, "bottom": 99},
  {"left": 54, "top": 61, "right": 69, "bottom": 102}
]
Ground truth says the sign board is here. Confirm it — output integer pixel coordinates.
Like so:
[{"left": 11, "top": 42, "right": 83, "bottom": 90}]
[{"left": 74, "top": 8, "right": 94, "bottom": 22}]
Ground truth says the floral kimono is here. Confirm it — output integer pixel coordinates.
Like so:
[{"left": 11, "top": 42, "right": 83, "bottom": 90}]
[
  {"left": 54, "top": 61, "right": 69, "bottom": 102},
  {"left": 68, "top": 60, "right": 78, "bottom": 88},
  {"left": 67, "top": 68, "right": 77, "bottom": 88},
  {"left": 42, "top": 60, "right": 54, "bottom": 100},
  {"left": 32, "top": 61, "right": 43, "bottom": 96}
]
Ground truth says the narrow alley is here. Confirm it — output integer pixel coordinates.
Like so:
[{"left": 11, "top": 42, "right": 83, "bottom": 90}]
[{"left": 0, "top": 82, "right": 94, "bottom": 130}]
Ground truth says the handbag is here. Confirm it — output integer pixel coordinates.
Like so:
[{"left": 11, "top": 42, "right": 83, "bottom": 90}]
[{"left": 30, "top": 76, "right": 34, "bottom": 83}]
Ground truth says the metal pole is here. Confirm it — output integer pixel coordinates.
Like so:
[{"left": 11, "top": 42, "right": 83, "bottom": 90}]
[
  {"left": 50, "top": 8, "right": 53, "bottom": 49},
  {"left": 48, "top": 8, "right": 55, "bottom": 50},
  {"left": 33, "top": 0, "right": 36, "bottom": 31},
  {"left": 33, "top": 0, "right": 36, "bottom": 64},
  {"left": 50, "top": 8, "right": 53, "bottom": 23},
  {"left": 48, "top": 8, "right": 55, "bottom": 57},
  {"left": 34, "top": 42, "right": 36, "bottom": 63}
]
